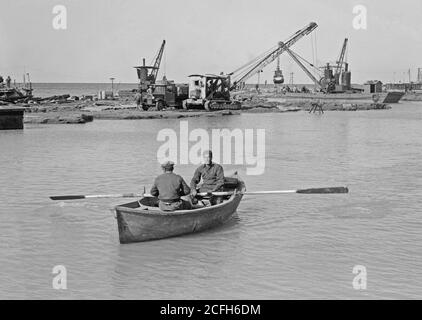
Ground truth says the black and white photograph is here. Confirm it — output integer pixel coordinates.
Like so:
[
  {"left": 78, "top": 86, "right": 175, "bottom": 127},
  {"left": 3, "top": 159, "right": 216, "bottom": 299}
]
[{"left": 1, "top": 0, "right": 421, "bottom": 304}]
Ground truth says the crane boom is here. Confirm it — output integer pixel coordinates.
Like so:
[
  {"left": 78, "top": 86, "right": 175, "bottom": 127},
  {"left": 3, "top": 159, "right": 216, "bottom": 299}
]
[
  {"left": 335, "top": 38, "right": 348, "bottom": 75},
  {"left": 284, "top": 47, "right": 322, "bottom": 89},
  {"left": 150, "top": 40, "right": 166, "bottom": 84},
  {"left": 230, "top": 22, "right": 318, "bottom": 90}
]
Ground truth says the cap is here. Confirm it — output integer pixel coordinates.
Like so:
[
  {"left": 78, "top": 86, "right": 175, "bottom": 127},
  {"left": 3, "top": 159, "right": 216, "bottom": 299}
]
[
  {"left": 161, "top": 161, "right": 175, "bottom": 170},
  {"left": 203, "top": 150, "right": 213, "bottom": 157}
]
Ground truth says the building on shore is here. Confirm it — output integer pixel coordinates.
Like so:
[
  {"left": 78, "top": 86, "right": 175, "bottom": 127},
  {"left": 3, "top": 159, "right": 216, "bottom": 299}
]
[
  {"left": 364, "top": 80, "right": 383, "bottom": 94},
  {"left": 384, "top": 82, "right": 422, "bottom": 91}
]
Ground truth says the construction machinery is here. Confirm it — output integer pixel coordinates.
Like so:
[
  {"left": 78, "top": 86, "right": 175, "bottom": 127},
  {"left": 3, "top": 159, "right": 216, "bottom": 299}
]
[
  {"left": 283, "top": 38, "right": 351, "bottom": 93},
  {"left": 134, "top": 40, "right": 188, "bottom": 110},
  {"left": 182, "top": 73, "right": 239, "bottom": 111},
  {"left": 135, "top": 40, "right": 165, "bottom": 89},
  {"left": 319, "top": 38, "right": 351, "bottom": 92},
  {"left": 183, "top": 22, "right": 318, "bottom": 111}
]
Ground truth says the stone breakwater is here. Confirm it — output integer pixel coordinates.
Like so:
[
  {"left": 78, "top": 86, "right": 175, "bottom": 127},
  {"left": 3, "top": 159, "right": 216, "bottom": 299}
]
[
  {"left": 21, "top": 100, "right": 240, "bottom": 124},
  {"left": 1, "top": 93, "right": 393, "bottom": 125}
]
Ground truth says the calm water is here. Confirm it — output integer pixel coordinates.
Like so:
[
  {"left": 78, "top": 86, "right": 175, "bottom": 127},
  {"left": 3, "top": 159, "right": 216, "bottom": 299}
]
[{"left": 1, "top": 103, "right": 422, "bottom": 299}]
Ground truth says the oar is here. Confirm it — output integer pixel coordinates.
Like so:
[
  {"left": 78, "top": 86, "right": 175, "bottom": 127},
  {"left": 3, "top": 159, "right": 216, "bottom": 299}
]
[
  {"left": 199, "top": 186, "right": 349, "bottom": 197},
  {"left": 49, "top": 193, "right": 144, "bottom": 200},
  {"left": 50, "top": 187, "right": 348, "bottom": 201}
]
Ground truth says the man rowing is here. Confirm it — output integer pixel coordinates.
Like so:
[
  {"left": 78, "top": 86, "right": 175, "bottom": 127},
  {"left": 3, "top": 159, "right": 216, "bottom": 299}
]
[
  {"left": 150, "top": 161, "right": 192, "bottom": 211},
  {"left": 190, "top": 150, "right": 225, "bottom": 205}
]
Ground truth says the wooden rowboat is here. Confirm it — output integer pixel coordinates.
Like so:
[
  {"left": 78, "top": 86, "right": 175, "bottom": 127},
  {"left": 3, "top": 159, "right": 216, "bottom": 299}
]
[{"left": 114, "top": 175, "right": 245, "bottom": 244}]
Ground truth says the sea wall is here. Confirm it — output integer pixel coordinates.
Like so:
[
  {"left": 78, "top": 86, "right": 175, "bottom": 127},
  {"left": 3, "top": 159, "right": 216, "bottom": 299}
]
[{"left": 0, "top": 107, "right": 25, "bottom": 130}]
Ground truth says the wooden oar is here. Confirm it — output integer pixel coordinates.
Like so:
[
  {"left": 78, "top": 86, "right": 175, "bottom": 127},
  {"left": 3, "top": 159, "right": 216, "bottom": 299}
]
[
  {"left": 50, "top": 187, "right": 348, "bottom": 201},
  {"left": 199, "top": 186, "right": 349, "bottom": 197},
  {"left": 50, "top": 193, "right": 143, "bottom": 200}
]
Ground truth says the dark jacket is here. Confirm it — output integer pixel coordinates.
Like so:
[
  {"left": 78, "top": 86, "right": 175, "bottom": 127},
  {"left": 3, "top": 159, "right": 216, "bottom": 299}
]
[
  {"left": 190, "top": 163, "right": 225, "bottom": 192},
  {"left": 150, "top": 172, "right": 190, "bottom": 201}
]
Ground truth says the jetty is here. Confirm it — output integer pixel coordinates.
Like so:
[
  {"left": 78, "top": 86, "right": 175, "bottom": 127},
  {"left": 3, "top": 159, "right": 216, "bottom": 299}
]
[{"left": 0, "top": 106, "right": 25, "bottom": 130}]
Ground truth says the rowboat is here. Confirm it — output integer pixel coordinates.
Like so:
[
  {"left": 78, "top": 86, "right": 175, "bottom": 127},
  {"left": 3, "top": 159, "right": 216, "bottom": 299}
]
[{"left": 114, "top": 175, "right": 245, "bottom": 244}]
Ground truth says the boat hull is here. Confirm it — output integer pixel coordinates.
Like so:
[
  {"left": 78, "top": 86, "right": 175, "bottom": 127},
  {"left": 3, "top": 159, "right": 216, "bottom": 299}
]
[{"left": 115, "top": 177, "right": 245, "bottom": 243}]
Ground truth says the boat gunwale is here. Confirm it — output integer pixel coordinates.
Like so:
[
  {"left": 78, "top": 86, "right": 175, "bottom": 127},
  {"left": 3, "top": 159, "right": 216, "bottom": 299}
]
[{"left": 115, "top": 188, "right": 245, "bottom": 217}]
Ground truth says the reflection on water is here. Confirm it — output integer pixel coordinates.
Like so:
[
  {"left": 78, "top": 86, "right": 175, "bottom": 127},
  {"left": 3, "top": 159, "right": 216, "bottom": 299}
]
[{"left": 1, "top": 104, "right": 422, "bottom": 299}]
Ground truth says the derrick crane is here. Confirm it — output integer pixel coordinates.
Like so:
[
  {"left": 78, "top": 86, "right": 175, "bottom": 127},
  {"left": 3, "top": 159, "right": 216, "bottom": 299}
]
[
  {"left": 283, "top": 46, "right": 322, "bottom": 89},
  {"left": 134, "top": 40, "right": 178, "bottom": 111},
  {"left": 282, "top": 38, "right": 351, "bottom": 93},
  {"left": 335, "top": 38, "right": 348, "bottom": 77},
  {"left": 134, "top": 40, "right": 166, "bottom": 86},
  {"left": 229, "top": 22, "right": 318, "bottom": 90},
  {"left": 183, "top": 22, "right": 318, "bottom": 111},
  {"left": 149, "top": 40, "right": 166, "bottom": 84}
]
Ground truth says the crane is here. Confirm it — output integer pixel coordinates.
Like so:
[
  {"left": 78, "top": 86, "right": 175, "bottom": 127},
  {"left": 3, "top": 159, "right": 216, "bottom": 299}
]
[
  {"left": 283, "top": 46, "right": 322, "bottom": 90},
  {"left": 183, "top": 22, "right": 318, "bottom": 111},
  {"left": 134, "top": 40, "right": 166, "bottom": 86},
  {"left": 149, "top": 40, "right": 166, "bottom": 84},
  {"left": 282, "top": 38, "right": 350, "bottom": 93},
  {"left": 335, "top": 38, "right": 348, "bottom": 77},
  {"left": 229, "top": 22, "right": 318, "bottom": 90},
  {"left": 134, "top": 40, "right": 171, "bottom": 111}
]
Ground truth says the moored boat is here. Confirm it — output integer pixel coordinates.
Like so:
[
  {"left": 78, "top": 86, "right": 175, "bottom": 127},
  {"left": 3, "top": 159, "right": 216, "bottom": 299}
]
[{"left": 114, "top": 175, "right": 245, "bottom": 244}]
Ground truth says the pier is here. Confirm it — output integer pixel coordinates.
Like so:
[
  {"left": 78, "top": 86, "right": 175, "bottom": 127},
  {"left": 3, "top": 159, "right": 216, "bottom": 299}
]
[{"left": 0, "top": 107, "right": 25, "bottom": 130}]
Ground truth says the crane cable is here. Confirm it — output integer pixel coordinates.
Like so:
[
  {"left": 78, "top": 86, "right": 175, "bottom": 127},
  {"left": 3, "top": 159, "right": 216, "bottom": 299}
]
[
  {"left": 231, "top": 44, "right": 278, "bottom": 77},
  {"left": 311, "top": 33, "right": 315, "bottom": 67},
  {"left": 289, "top": 49, "right": 322, "bottom": 75},
  {"left": 314, "top": 29, "right": 318, "bottom": 68},
  {"left": 163, "top": 49, "right": 167, "bottom": 78}
]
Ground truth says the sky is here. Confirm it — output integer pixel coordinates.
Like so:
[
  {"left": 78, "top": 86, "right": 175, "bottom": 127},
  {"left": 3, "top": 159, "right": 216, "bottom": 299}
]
[{"left": 0, "top": 0, "right": 421, "bottom": 84}]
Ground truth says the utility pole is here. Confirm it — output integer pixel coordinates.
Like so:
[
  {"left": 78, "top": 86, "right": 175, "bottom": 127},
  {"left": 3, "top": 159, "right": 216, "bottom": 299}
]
[
  {"left": 110, "top": 77, "right": 115, "bottom": 98},
  {"left": 290, "top": 72, "right": 294, "bottom": 85},
  {"left": 418, "top": 68, "right": 422, "bottom": 83},
  {"left": 256, "top": 70, "right": 263, "bottom": 92}
]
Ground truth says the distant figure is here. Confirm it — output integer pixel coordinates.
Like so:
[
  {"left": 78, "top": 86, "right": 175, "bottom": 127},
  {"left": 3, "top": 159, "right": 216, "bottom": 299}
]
[
  {"left": 150, "top": 161, "right": 192, "bottom": 212},
  {"left": 134, "top": 91, "right": 142, "bottom": 109},
  {"left": 6, "top": 76, "right": 11, "bottom": 88}
]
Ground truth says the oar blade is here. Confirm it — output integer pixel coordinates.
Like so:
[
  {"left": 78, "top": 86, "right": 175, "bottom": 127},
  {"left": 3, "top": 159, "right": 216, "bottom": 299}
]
[
  {"left": 50, "top": 195, "right": 86, "bottom": 200},
  {"left": 296, "top": 187, "right": 349, "bottom": 194}
]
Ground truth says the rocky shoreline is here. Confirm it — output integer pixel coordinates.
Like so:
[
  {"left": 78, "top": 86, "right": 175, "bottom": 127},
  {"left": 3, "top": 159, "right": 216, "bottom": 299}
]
[
  {"left": 2, "top": 93, "right": 394, "bottom": 125},
  {"left": 402, "top": 92, "right": 422, "bottom": 101}
]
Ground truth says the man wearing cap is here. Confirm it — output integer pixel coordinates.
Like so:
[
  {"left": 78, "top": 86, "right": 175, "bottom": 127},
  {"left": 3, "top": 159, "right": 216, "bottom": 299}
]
[
  {"left": 190, "top": 150, "right": 225, "bottom": 198},
  {"left": 150, "top": 161, "right": 192, "bottom": 211}
]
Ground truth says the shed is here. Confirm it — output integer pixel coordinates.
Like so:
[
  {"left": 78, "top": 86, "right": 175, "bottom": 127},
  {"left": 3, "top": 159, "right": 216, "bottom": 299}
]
[{"left": 364, "top": 80, "right": 383, "bottom": 93}]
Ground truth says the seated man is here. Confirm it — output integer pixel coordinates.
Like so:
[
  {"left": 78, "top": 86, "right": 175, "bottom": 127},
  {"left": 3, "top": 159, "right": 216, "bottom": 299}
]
[
  {"left": 190, "top": 150, "right": 225, "bottom": 205},
  {"left": 150, "top": 161, "right": 192, "bottom": 211}
]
